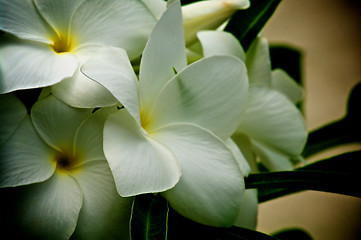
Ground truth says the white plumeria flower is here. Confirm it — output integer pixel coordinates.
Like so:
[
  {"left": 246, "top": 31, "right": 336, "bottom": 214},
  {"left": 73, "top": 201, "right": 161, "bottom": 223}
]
[
  {"left": 0, "top": 96, "right": 132, "bottom": 240},
  {"left": 82, "top": 1, "right": 249, "bottom": 227},
  {"left": 198, "top": 31, "right": 307, "bottom": 171},
  {"left": 0, "top": 0, "right": 156, "bottom": 108}
]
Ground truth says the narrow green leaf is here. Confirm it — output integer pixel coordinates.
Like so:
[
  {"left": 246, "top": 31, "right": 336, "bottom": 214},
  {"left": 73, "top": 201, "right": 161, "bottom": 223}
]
[
  {"left": 167, "top": 208, "right": 279, "bottom": 240},
  {"left": 130, "top": 194, "right": 169, "bottom": 240},
  {"left": 225, "top": 0, "right": 282, "bottom": 51},
  {"left": 246, "top": 151, "right": 361, "bottom": 202},
  {"left": 302, "top": 82, "right": 361, "bottom": 157}
]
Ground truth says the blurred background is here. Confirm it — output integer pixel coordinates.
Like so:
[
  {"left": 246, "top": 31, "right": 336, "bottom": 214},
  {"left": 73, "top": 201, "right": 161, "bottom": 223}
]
[{"left": 259, "top": 0, "right": 361, "bottom": 239}]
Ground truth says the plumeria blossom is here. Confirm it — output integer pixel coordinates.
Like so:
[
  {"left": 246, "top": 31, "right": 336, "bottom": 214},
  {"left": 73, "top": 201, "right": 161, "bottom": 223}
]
[
  {"left": 82, "top": 1, "right": 249, "bottom": 227},
  {"left": 0, "top": 0, "right": 156, "bottom": 107},
  {"left": 0, "top": 95, "right": 132, "bottom": 240},
  {"left": 198, "top": 31, "right": 307, "bottom": 171}
]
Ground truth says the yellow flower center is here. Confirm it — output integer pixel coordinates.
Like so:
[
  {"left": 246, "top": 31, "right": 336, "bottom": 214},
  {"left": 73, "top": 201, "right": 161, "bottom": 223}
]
[
  {"left": 54, "top": 150, "right": 80, "bottom": 172},
  {"left": 51, "top": 35, "right": 74, "bottom": 54}
]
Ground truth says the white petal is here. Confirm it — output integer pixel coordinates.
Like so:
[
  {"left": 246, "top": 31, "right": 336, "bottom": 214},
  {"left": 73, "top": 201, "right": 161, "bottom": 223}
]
[
  {"left": 154, "top": 123, "right": 244, "bottom": 227},
  {"left": 69, "top": 0, "right": 156, "bottom": 59},
  {"left": 81, "top": 47, "right": 140, "bottom": 121},
  {"left": 71, "top": 161, "right": 132, "bottom": 240},
  {"left": 74, "top": 107, "right": 117, "bottom": 162},
  {"left": 34, "top": 0, "right": 84, "bottom": 37},
  {"left": 139, "top": 1, "right": 187, "bottom": 116},
  {"left": 141, "top": 0, "right": 167, "bottom": 20},
  {"left": 0, "top": 36, "right": 78, "bottom": 93},
  {"left": 182, "top": 0, "right": 250, "bottom": 46},
  {"left": 31, "top": 96, "right": 92, "bottom": 151},
  {"left": 246, "top": 37, "right": 272, "bottom": 86},
  {"left": 13, "top": 173, "right": 83, "bottom": 240},
  {"left": 0, "top": 116, "right": 56, "bottom": 188},
  {"left": 225, "top": 138, "right": 251, "bottom": 176},
  {"left": 231, "top": 133, "right": 258, "bottom": 172},
  {"left": 51, "top": 67, "right": 118, "bottom": 108},
  {"left": 148, "top": 55, "right": 248, "bottom": 140},
  {"left": 233, "top": 189, "right": 258, "bottom": 229},
  {"left": 104, "top": 109, "right": 181, "bottom": 197},
  {"left": 271, "top": 68, "right": 304, "bottom": 104},
  {"left": 197, "top": 30, "right": 245, "bottom": 61},
  {"left": 236, "top": 86, "right": 307, "bottom": 158},
  {"left": 0, "top": 94, "right": 27, "bottom": 146},
  {"left": 251, "top": 140, "right": 294, "bottom": 171},
  {"left": 0, "top": 0, "right": 53, "bottom": 43}
]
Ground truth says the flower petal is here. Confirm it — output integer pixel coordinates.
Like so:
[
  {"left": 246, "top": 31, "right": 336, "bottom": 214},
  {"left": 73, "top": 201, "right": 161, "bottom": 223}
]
[
  {"left": 11, "top": 173, "right": 83, "bottom": 240},
  {"left": 69, "top": 0, "right": 156, "bottom": 59},
  {"left": 236, "top": 86, "right": 307, "bottom": 158},
  {"left": 0, "top": 36, "right": 78, "bottom": 93},
  {"left": 251, "top": 140, "right": 294, "bottom": 171},
  {"left": 81, "top": 47, "right": 140, "bottom": 120},
  {"left": 233, "top": 189, "right": 258, "bottom": 229},
  {"left": 34, "top": 0, "right": 84, "bottom": 37},
  {"left": 197, "top": 30, "right": 245, "bottom": 61},
  {"left": 246, "top": 37, "right": 272, "bottom": 86},
  {"left": 51, "top": 67, "right": 118, "bottom": 108},
  {"left": 141, "top": 0, "right": 167, "bottom": 20},
  {"left": 0, "top": 94, "right": 27, "bottom": 146},
  {"left": 271, "top": 68, "right": 304, "bottom": 104},
  {"left": 182, "top": 0, "right": 250, "bottom": 46},
  {"left": 148, "top": 55, "right": 248, "bottom": 140},
  {"left": 104, "top": 109, "right": 181, "bottom": 197},
  {"left": 225, "top": 138, "right": 251, "bottom": 176},
  {"left": 153, "top": 123, "right": 244, "bottom": 227},
  {"left": 74, "top": 107, "right": 117, "bottom": 162},
  {"left": 139, "top": 1, "right": 187, "bottom": 115},
  {"left": 0, "top": 116, "right": 56, "bottom": 188},
  {"left": 71, "top": 161, "right": 132, "bottom": 240},
  {"left": 0, "top": 0, "right": 53, "bottom": 43},
  {"left": 31, "top": 96, "right": 92, "bottom": 151}
]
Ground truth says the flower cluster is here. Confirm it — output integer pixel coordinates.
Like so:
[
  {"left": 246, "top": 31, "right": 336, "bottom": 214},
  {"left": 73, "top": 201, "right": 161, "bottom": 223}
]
[{"left": 0, "top": 0, "right": 307, "bottom": 239}]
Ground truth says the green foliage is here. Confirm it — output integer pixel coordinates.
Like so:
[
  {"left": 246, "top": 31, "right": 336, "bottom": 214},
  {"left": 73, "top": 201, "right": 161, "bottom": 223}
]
[
  {"left": 225, "top": 0, "right": 282, "bottom": 51},
  {"left": 272, "top": 228, "right": 313, "bottom": 240},
  {"left": 303, "top": 82, "right": 361, "bottom": 157},
  {"left": 130, "top": 194, "right": 169, "bottom": 240},
  {"left": 246, "top": 150, "right": 361, "bottom": 202}
]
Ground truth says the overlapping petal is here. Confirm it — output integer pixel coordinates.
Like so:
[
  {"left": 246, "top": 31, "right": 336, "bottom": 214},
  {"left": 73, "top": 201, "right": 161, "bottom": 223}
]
[
  {"left": 0, "top": 36, "right": 78, "bottom": 93},
  {"left": 0, "top": 116, "right": 56, "bottom": 188},
  {"left": 246, "top": 37, "right": 272, "bottom": 86},
  {"left": 271, "top": 68, "right": 304, "bottom": 104},
  {"left": 34, "top": 0, "right": 84, "bottom": 37},
  {"left": 233, "top": 189, "right": 258, "bottom": 229},
  {"left": 236, "top": 86, "right": 307, "bottom": 168},
  {"left": 81, "top": 47, "right": 140, "bottom": 122},
  {"left": 0, "top": 0, "right": 54, "bottom": 43},
  {"left": 197, "top": 30, "right": 245, "bottom": 60},
  {"left": 14, "top": 173, "right": 83, "bottom": 240},
  {"left": 147, "top": 55, "right": 248, "bottom": 140},
  {"left": 31, "top": 96, "right": 92, "bottom": 151},
  {"left": 104, "top": 109, "right": 181, "bottom": 197},
  {"left": 139, "top": 1, "right": 187, "bottom": 115},
  {"left": 154, "top": 123, "right": 244, "bottom": 227},
  {"left": 0, "top": 94, "right": 27, "bottom": 146},
  {"left": 182, "top": 0, "right": 250, "bottom": 46},
  {"left": 69, "top": 0, "right": 156, "bottom": 59},
  {"left": 70, "top": 161, "right": 132, "bottom": 240}
]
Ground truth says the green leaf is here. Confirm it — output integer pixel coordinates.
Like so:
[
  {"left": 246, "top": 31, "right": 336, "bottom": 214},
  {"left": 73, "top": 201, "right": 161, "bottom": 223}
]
[
  {"left": 130, "top": 194, "right": 169, "bottom": 240},
  {"left": 225, "top": 0, "right": 282, "bottom": 51},
  {"left": 272, "top": 228, "right": 313, "bottom": 240},
  {"left": 245, "top": 151, "right": 361, "bottom": 202},
  {"left": 167, "top": 208, "right": 279, "bottom": 240},
  {"left": 302, "top": 82, "right": 361, "bottom": 157}
]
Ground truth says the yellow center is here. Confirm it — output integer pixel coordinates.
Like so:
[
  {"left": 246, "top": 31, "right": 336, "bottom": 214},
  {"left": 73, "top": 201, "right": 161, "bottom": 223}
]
[
  {"left": 53, "top": 150, "right": 80, "bottom": 172},
  {"left": 51, "top": 35, "right": 74, "bottom": 54}
]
